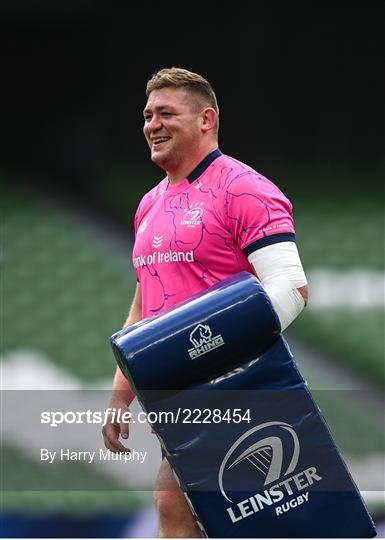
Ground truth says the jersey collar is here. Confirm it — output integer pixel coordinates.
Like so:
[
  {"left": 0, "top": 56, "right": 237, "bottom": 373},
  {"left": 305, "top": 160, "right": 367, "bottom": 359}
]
[{"left": 187, "top": 148, "right": 222, "bottom": 183}]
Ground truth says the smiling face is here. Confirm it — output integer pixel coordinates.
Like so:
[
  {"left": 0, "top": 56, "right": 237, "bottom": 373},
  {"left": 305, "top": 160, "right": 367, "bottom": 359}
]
[{"left": 143, "top": 87, "right": 208, "bottom": 179}]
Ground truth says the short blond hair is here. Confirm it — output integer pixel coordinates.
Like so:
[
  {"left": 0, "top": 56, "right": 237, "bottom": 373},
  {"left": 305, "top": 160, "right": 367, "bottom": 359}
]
[{"left": 146, "top": 67, "right": 219, "bottom": 115}]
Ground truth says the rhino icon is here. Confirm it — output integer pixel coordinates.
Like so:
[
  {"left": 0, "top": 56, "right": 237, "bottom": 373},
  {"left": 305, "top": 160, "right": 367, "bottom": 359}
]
[{"left": 189, "top": 324, "right": 213, "bottom": 347}]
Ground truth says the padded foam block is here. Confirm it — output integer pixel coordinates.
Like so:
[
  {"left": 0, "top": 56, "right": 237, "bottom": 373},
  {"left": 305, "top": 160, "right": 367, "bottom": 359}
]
[{"left": 110, "top": 272, "right": 376, "bottom": 538}]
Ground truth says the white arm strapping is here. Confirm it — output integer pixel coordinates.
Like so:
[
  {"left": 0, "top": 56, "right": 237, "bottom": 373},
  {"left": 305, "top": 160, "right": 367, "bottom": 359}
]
[{"left": 247, "top": 242, "right": 308, "bottom": 331}]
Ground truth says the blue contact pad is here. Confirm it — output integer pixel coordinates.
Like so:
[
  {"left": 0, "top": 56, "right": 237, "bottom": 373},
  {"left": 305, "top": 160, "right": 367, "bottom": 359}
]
[{"left": 110, "top": 271, "right": 376, "bottom": 538}]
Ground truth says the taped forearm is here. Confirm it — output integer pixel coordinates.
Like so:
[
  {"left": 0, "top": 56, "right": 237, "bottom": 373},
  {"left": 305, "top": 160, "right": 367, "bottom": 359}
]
[
  {"left": 259, "top": 279, "right": 305, "bottom": 331},
  {"left": 248, "top": 241, "right": 308, "bottom": 331}
]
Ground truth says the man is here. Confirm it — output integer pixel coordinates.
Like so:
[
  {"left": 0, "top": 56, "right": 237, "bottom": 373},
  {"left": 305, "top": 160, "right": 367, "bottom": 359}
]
[{"left": 103, "top": 67, "right": 308, "bottom": 538}]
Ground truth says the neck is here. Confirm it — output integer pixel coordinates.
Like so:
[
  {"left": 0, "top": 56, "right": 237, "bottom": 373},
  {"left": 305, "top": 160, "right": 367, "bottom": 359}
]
[{"left": 167, "top": 143, "right": 218, "bottom": 184}]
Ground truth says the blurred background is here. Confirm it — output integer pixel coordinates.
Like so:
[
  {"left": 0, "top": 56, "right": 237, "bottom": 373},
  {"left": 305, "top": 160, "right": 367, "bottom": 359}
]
[{"left": 1, "top": 1, "right": 384, "bottom": 537}]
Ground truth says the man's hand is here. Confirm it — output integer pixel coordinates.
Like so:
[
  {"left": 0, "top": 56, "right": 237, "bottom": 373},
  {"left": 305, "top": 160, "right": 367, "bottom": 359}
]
[{"left": 102, "top": 401, "right": 131, "bottom": 453}]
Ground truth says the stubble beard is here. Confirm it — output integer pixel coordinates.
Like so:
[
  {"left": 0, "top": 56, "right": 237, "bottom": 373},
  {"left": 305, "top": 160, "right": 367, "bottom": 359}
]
[{"left": 151, "top": 144, "right": 178, "bottom": 173}]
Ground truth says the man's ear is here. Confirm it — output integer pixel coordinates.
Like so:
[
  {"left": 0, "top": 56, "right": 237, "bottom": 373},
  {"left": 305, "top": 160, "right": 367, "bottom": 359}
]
[{"left": 200, "top": 107, "right": 217, "bottom": 133}]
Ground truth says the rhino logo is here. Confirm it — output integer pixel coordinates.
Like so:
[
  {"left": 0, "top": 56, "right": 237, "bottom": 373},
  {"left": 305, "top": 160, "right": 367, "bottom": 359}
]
[
  {"left": 189, "top": 324, "right": 212, "bottom": 347},
  {"left": 188, "top": 324, "right": 224, "bottom": 359}
]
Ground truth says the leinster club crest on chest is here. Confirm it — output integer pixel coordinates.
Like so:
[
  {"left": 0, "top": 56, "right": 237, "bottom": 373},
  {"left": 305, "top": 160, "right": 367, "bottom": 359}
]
[{"left": 181, "top": 203, "right": 204, "bottom": 227}]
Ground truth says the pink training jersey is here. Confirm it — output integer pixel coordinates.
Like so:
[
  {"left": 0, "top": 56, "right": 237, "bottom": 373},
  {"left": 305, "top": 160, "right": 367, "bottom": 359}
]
[{"left": 133, "top": 150, "right": 295, "bottom": 319}]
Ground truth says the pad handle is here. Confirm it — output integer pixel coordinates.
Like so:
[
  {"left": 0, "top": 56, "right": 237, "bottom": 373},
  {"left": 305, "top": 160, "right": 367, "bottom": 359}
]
[{"left": 110, "top": 271, "right": 281, "bottom": 396}]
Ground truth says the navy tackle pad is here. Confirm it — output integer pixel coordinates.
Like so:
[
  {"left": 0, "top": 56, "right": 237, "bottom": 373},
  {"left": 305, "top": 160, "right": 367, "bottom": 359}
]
[{"left": 110, "top": 272, "right": 376, "bottom": 538}]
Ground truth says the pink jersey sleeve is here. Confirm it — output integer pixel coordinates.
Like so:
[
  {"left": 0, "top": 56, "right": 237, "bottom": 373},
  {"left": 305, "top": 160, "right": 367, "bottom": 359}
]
[
  {"left": 133, "top": 182, "right": 162, "bottom": 238},
  {"left": 133, "top": 192, "right": 149, "bottom": 236},
  {"left": 225, "top": 172, "right": 295, "bottom": 254}
]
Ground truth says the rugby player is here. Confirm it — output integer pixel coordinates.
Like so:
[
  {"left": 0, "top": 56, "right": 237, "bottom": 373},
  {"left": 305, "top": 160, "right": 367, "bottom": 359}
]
[{"left": 103, "top": 67, "right": 308, "bottom": 538}]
